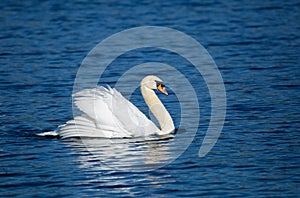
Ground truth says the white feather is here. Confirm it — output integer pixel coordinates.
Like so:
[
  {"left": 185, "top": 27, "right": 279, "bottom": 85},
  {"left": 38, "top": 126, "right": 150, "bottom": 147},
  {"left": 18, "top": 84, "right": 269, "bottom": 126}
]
[{"left": 58, "top": 86, "right": 159, "bottom": 138}]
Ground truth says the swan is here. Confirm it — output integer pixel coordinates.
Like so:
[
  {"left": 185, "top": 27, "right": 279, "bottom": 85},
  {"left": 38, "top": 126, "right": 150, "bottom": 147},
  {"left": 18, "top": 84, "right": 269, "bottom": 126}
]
[{"left": 54, "top": 75, "right": 175, "bottom": 139}]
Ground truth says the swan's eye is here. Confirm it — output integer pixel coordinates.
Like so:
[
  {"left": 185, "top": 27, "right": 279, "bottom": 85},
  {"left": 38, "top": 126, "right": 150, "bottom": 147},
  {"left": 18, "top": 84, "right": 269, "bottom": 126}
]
[
  {"left": 157, "top": 83, "right": 165, "bottom": 88},
  {"left": 155, "top": 80, "right": 165, "bottom": 88}
]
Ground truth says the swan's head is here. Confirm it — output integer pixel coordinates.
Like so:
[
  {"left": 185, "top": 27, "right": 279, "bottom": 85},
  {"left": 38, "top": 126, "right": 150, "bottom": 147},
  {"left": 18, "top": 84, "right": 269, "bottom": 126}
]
[{"left": 141, "top": 75, "right": 168, "bottom": 95}]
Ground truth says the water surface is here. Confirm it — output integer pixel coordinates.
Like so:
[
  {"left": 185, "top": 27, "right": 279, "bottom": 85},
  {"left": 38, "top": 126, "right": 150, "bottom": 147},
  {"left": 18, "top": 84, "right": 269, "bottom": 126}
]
[{"left": 1, "top": 0, "right": 299, "bottom": 197}]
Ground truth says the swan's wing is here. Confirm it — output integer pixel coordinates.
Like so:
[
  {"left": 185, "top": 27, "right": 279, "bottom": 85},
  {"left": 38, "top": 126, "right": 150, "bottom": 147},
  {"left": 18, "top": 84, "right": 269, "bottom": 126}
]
[
  {"left": 110, "top": 87, "right": 159, "bottom": 136},
  {"left": 72, "top": 86, "right": 159, "bottom": 137},
  {"left": 73, "top": 87, "right": 131, "bottom": 137},
  {"left": 58, "top": 115, "right": 130, "bottom": 139}
]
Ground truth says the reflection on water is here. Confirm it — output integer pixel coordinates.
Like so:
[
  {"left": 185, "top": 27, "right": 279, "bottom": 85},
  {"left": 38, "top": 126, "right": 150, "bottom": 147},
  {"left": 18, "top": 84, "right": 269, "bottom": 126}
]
[{"left": 68, "top": 135, "right": 174, "bottom": 171}]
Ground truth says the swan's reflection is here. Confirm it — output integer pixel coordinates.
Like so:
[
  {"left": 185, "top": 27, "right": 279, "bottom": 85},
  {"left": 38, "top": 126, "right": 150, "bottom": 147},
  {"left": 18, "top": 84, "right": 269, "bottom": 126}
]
[{"left": 68, "top": 135, "right": 175, "bottom": 172}]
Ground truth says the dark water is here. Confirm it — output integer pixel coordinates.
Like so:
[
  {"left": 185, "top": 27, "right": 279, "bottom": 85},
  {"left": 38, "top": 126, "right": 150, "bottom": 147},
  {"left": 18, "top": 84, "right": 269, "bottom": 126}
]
[{"left": 1, "top": 0, "right": 300, "bottom": 197}]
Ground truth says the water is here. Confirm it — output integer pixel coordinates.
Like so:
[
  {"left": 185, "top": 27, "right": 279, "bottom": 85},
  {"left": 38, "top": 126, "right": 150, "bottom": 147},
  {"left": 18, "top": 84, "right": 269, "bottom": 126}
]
[{"left": 1, "top": 0, "right": 299, "bottom": 197}]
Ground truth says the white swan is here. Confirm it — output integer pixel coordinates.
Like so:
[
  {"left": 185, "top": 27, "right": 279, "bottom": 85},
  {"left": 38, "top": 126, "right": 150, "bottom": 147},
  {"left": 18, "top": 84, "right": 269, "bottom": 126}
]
[{"left": 56, "top": 75, "right": 174, "bottom": 139}]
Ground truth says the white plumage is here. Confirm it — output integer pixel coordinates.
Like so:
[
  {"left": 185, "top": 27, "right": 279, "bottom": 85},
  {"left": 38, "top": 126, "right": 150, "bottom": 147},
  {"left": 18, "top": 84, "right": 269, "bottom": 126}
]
[
  {"left": 59, "top": 86, "right": 159, "bottom": 139},
  {"left": 39, "top": 75, "right": 174, "bottom": 139}
]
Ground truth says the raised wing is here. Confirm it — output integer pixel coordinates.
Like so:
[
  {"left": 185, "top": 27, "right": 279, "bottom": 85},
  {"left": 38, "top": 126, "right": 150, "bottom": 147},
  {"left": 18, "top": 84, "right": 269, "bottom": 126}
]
[{"left": 60, "top": 86, "right": 159, "bottom": 138}]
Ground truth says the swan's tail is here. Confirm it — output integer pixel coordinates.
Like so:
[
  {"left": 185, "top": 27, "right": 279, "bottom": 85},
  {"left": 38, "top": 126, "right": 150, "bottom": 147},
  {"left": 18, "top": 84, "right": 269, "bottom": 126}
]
[{"left": 36, "top": 130, "right": 59, "bottom": 137}]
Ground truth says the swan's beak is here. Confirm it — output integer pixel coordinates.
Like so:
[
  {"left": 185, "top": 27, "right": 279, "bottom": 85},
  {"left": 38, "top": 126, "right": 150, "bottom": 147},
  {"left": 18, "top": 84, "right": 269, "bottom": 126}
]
[{"left": 157, "top": 84, "right": 168, "bottom": 95}]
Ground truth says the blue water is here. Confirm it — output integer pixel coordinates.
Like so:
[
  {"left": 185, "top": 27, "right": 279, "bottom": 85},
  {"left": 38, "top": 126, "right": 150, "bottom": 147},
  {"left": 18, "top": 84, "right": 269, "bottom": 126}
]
[{"left": 1, "top": 0, "right": 300, "bottom": 197}]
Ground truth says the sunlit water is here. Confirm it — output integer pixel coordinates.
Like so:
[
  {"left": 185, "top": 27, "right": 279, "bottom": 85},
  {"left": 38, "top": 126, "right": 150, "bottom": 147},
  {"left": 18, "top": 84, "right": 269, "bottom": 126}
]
[{"left": 1, "top": 0, "right": 299, "bottom": 197}]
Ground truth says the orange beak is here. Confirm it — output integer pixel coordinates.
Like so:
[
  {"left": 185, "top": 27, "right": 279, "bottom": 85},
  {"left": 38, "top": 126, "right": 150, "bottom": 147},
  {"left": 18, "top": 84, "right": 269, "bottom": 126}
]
[{"left": 157, "top": 84, "right": 168, "bottom": 95}]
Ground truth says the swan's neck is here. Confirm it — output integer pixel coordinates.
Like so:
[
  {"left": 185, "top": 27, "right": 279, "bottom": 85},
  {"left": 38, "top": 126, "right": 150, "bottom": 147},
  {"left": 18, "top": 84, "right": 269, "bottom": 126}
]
[{"left": 141, "top": 86, "right": 175, "bottom": 135}]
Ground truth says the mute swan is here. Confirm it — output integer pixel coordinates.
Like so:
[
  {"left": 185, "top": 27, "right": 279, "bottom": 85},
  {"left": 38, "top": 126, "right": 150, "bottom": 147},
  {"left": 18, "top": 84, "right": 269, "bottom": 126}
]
[{"left": 56, "top": 75, "right": 175, "bottom": 139}]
